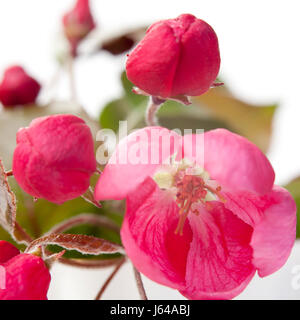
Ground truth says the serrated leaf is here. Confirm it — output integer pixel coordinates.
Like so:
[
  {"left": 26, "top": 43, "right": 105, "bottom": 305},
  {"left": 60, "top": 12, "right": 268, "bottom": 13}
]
[
  {"left": 25, "top": 233, "right": 124, "bottom": 256},
  {"left": 0, "top": 159, "right": 16, "bottom": 234}
]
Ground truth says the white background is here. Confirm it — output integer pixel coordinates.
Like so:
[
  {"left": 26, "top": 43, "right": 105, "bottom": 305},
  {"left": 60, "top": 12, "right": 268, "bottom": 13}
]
[{"left": 0, "top": 0, "right": 300, "bottom": 299}]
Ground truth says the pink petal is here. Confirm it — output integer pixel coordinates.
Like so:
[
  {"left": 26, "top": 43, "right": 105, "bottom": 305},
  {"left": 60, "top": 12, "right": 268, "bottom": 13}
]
[
  {"left": 222, "top": 186, "right": 296, "bottom": 277},
  {"left": 24, "top": 115, "right": 96, "bottom": 173},
  {"left": 222, "top": 190, "right": 265, "bottom": 227},
  {"left": 121, "top": 177, "right": 193, "bottom": 289},
  {"left": 171, "top": 15, "right": 220, "bottom": 96},
  {"left": 250, "top": 186, "right": 297, "bottom": 277},
  {"left": 182, "top": 129, "right": 275, "bottom": 194},
  {"left": 126, "top": 21, "right": 181, "bottom": 98},
  {"left": 0, "top": 241, "right": 19, "bottom": 264},
  {"left": 26, "top": 154, "right": 92, "bottom": 204},
  {"left": 181, "top": 202, "right": 255, "bottom": 300},
  {"left": 95, "top": 127, "right": 181, "bottom": 200},
  {"left": 13, "top": 114, "right": 96, "bottom": 204}
]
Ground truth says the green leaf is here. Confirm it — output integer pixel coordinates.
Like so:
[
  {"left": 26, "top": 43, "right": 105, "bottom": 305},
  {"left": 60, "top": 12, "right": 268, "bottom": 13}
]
[
  {"left": 192, "top": 86, "right": 277, "bottom": 153},
  {"left": 121, "top": 72, "right": 147, "bottom": 107},
  {"left": 284, "top": 177, "right": 300, "bottom": 238},
  {"left": 99, "top": 99, "right": 130, "bottom": 132},
  {"left": 158, "top": 100, "right": 230, "bottom": 132}
]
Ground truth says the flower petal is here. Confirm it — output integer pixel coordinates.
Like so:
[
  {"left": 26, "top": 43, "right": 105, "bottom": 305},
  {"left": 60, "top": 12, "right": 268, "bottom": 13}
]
[
  {"left": 182, "top": 129, "right": 275, "bottom": 194},
  {"left": 222, "top": 186, "right": 296, "bottom": 277},
  {"left": 222, "top": 190, "right": 264, "bottom": 227},
  {"left": 250, "top": 186, "right": 297, "bottom": 277},
  {"left": 171, "top": 15, "right": 220, "bottom": 96},
  {"left": 121, "top": 177, "right": 193, "bottom": 289},
  {"left": 181, "top": 202, "right": 255, "bottom": 300},
  {"left": 95, "top": 127, "right": 181, "bottom": 200},
  {"left": 126, "top": 21, "right": 181, "bottom": 98}
]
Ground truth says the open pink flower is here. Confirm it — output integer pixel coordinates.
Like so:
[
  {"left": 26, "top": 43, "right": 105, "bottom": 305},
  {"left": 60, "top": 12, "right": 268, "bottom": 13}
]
[
  {"left": 95, "top": 127, "right": 296, "bottom": 299},
  {"left": 63, "top": 0, "right": 96, "bottom": 57},
  {"left": 0, "top": 66, "right": 41, "bottom": 107},
  {"left": 0, "top": 241, "right": 51, "bottom": 300},
  {"left": 126, "top": 14, "right": 220, "bottom": 100}
]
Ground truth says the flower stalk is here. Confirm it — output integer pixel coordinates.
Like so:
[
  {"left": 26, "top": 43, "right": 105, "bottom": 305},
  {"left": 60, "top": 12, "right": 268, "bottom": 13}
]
[
  {"left": 95, "top": 258, "right": 126, "bottom": 300},
  {"left": 145, "top": 96, "right": 165, "bottom": 126},
  {"left": 133, "top": 266, "right": 148, "bottom": 300}
]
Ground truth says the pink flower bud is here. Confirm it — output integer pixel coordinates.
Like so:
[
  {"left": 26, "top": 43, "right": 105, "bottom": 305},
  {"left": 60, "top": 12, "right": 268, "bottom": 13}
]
[
  {"left": 0, "top": 241, "right": 20, "bottom": 264},
  {"left": 0, "top": 250, "right": 51, "bottom": 300},
  {"left": 126, "top": 14, "right": 220, "bottom": 99},
  {"left": 63, "top": 0, "right": 96, "bottom": 57},
  {"left": 0, "top": 66, "right": 41, "bottom": 107},
  {"left": 13, "top": 114, "right": 97, "bottom": 204}
]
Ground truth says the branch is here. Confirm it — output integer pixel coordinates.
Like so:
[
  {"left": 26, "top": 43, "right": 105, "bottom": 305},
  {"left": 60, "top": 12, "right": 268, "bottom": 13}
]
[
  {"left": 133, "top": 266, "right": 148, "bottom": 300},
  {"left": 95, "top": 258, "right": 126, "bottom": 300},
  {"left": 59, "top": 256, "right": 124, "bottom": 269},
  {"left": 14, "top": 222, "right": 33, "bottom": 245},
  {"left": 46, "top": 213, "right": 120, "bottom": 235}
]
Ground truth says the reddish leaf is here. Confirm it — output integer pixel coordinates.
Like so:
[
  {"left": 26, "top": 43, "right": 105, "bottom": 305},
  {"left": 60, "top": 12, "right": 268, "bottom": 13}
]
[
  {"left": 25, "top": 233, "right": 124, "bottom": 255},
  {"left": 102, "top": 35, "right": 134, "bottom": 55},
  {"left": 100, "top": 27, "right": 146, "bottom": 55},
  {"left": 59, "top": 256, "right": 125, "bottom": 268},
  {"left": 0, "top": 159, "right": 16, "bottom": 234}
]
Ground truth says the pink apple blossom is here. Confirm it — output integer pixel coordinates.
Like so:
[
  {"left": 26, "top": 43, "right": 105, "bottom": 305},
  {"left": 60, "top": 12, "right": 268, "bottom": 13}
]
[
  {"left": 0, "top": 241, "right": 50, "bottom": 300},
  {"left": 126, "top": 14, "right": 220, "bottom": 100},
  {"left": 94, "top": 127, "right": 296, "bottom": 299}
]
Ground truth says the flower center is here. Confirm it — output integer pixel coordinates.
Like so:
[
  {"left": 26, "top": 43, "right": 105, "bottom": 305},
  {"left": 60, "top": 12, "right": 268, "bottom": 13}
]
[{"left": 153, "top": 159, "right": 225, "bottom": 235}]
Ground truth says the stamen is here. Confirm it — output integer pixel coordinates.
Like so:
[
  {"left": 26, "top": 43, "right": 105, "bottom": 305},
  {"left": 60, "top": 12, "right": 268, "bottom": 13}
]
[
  {"left": 174, "top": 172, "right": 225, "bottom": 236},
  {"left": 175, "top": 199, "right": 193, "bottom": 235},
  {"left": 204, "top": 184, "right": 226, "bottom": 203}
]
